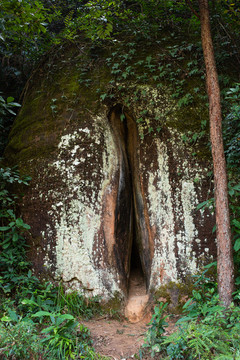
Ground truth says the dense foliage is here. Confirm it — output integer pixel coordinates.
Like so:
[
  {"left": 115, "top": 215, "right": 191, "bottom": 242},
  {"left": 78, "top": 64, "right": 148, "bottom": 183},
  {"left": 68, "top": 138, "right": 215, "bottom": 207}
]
[
  {"left": 0, "top": 0, "right": 239, "bottom": 152},
  {"left": 143, "top": 265, "right": 240, "bottom": 359}
]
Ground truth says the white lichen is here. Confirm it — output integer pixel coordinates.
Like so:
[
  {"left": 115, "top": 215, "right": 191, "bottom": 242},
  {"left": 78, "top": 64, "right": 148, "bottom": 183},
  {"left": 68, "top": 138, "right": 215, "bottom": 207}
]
[
  {"left": 148, "top": 140, "right": 178, "bottom": 288},
  {"left": 40, "top": 118, "right": 122, "bottom": 300}
]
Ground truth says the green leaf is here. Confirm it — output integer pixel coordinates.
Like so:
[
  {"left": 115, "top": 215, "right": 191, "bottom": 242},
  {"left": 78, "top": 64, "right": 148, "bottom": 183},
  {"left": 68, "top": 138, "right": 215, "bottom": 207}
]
[
  {"left": 57, "top": 314, "right": 74, "bottom": 321},
  {"left": 120, "top": 113, "right": 125, "bottom": 121},
  {"left": 192, "top": 289, "right": 201, "bottom": 300},
  {"left": 100, "top": 93, "right": 107, "bottom": 101},
  {"left": 41, "top": 325, "right": 55, "bottom": 334},
  {"left": 212, "top": 224, "right": 216, "bottom": 233},
  {"left": 15, "top": 218, "right": 30, "bottom": 229},
  {"left": 2, "top": 243, "right": 10, "bottom": 249},
  {"left": 182, "top": 298, "right": 192, "bottom": 309},
  {"left": 196, "top": 200, "right": 209, "bottom": 210},
  {"left": 235, "top": 276, "right": 240, "bottom": 285},
  {"left": 9, "top": 102, "right": 21, "bottom": 107},
  {"left": 0, "top": 226, "right": 11, "bottom": 231},
  {"left": 232, "top": 183, "right": 240, "bottom": 191},
  {"left": 146, "top": 55, "right": 152, "bottom": 63},
  {"left": 234, "top": 238, "right": 240, "bottom": 252},
  {"left": 7, "top": 210, "right": 15, "bottom": 218},
  {"left": 1, "top": 316, "right": 11, "bottom": 322},
  {"left": 7, "top": 97, "right": 14, "bottom": 103},
  {"left": 56, "top": 314, "right": 75, "bottom": 326},
  {"left": 22, "top": 299, "right": 39, "bottom": 307},
  {"left": 192, "top": 133, "right": 198, "bottom": 142},
  {"left": 181, "top": 134, "right": 188, "bottom": 142},
  {"left": 204, "top": 261, "right": 217, "bottom": 269},
  {"left": 12, "top": 232, "right": 19, "bottom": 242},
  {"left": 32, "top": 310, "right": 53, "bottom": 318},
  {"left": 16, "top": 218, "right": 24, "bottom": 227},
  {"left": 6, "top": 108, "right": 16, "bottom": 115},
  {"left": 8, "top": 310, "right": 18, "bottom": 322},
  {"left": 233, "top": 219, "right": 240, "bottom": 229}
]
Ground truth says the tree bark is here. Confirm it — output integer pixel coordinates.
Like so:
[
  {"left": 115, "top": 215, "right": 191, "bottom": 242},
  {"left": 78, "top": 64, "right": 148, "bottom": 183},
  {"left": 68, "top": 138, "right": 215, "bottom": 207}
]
[{"left": 198, "top": 0, "right": 234, "bottom": 306}]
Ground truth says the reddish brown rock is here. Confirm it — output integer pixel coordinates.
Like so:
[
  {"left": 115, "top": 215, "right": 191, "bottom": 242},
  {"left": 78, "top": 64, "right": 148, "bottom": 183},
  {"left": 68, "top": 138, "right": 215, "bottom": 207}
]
[{"left": 4, "top": 42, "right": 216, "bottom": 304}]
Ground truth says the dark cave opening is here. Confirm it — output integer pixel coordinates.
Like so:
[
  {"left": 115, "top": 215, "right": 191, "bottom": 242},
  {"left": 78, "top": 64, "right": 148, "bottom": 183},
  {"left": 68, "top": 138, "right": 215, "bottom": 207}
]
[
  {"left": 128, "top": 222, "right": 146, "bottom": 296},
  {"left": 130, "top": 231, "right": 142, "bottom": 273},
  {"left": 123, "top": 109, "right": 146, "bottom": 294},
  {"left": 109, "top": 104, "right": 148, "bottom": 297},
  {"left": 128, "top": 191, "right": 146, "bottom": 296},
  {"left": 114, "top": 105, "right": 147, "bottom": 295}
]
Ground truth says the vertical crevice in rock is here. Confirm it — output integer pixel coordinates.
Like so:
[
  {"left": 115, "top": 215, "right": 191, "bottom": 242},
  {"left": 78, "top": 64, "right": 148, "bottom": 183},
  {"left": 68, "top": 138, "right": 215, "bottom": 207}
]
[{"left": 108, "top": 105, "right": 152, "bottom": 295}]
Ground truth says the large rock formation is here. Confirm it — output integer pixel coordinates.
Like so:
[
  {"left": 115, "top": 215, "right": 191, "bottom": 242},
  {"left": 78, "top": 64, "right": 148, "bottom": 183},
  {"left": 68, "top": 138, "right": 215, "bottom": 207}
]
[{"left": 5, "top": 40, "right": 216, "bottom": 302}]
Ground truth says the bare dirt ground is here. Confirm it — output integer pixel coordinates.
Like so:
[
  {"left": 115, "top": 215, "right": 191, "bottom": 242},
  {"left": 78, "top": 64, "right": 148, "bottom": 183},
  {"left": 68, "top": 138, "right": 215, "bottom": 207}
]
[
  {"left": 83, "top": 269, "right": 151, "bottom": 360},
  {"left": 82, "top": 270, "right": 178, "bottom": 360},
  {"left": 83, "top": 314, "right": 178, "bottom": 360},
  {"left": 83, "top": 316, "right": 150, "bottom": 360}
]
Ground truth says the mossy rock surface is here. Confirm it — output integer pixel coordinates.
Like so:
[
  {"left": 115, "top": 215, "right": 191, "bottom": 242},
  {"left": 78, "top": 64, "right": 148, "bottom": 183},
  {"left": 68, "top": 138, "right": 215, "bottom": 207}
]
[{"left": 5, "top": 34, "right": 216, "bottom": 303}]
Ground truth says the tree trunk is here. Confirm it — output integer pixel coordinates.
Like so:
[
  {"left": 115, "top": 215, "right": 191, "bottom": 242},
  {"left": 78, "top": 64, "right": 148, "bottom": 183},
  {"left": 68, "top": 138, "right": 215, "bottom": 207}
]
[{"left": 198, "top": 0, "right": 234, "bottom": 306}]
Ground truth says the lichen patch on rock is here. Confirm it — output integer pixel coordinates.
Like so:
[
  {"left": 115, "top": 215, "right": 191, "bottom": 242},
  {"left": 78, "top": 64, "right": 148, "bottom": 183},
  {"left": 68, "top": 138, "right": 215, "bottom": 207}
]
[{"left": 4, "top": 40, "right": 216, "bottom": 307}]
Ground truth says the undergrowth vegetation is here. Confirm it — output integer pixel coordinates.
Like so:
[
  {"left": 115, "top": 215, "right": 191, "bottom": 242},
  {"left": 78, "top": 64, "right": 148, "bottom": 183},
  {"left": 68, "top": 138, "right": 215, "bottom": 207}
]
[
  {"left": 1, "top": 165, "right": 239, "bottom": 359},
  {"left": 0, "top": 165, "right": 107, "bottom": 359},
  {"left": 142, "top": 264, "right": 240, "bottom": 359}
]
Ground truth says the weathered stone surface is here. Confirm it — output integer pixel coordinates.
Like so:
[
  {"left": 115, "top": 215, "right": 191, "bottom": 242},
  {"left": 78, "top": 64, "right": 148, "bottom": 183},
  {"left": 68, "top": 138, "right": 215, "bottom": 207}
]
[
  {"left": 125, "top": 294, "right": 150, "bottom": 323},
  {"left": 5, "top": 41, "right": 216, "bottom": 302}
]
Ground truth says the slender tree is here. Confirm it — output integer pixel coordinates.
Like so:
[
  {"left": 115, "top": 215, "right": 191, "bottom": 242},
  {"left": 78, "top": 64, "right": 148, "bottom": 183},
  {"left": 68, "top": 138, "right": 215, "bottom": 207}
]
[{"left": 198, "top": 0, "right": 234, "bottom": 306}]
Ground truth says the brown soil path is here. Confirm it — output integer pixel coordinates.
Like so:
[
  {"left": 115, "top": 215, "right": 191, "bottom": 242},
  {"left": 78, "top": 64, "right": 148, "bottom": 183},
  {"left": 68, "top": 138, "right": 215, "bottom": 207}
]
[
  {"left": 83, "top": 269, "right": 152, "bottom": 359},
  {"left": 83, "top": 314, "right": 178, "bottom": 360},
  {"left": 83, "top": 269, "right": 178, "bottom": 359},
  {"left": 83, "top": 316, "right": 150, "bottom": 360},
  {"left": 124, "top": 269, "right": 150, "bottom": 323}
]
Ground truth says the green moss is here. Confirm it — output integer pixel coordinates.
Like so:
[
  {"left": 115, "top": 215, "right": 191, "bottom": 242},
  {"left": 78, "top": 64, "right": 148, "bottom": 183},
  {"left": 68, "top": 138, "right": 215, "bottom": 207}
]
[
  {"left": 101, "top": 292, "right": 125, "bottom": 319},
  {"left": 5, "top": 34, "right": 212, "bottom": 177},
  {"left": 6, "top": 32, "right": 211, "bottom": 168},
  {"left": 153, "top": 279, "right": 194, "bottom": 314}
]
